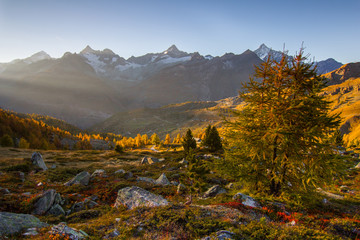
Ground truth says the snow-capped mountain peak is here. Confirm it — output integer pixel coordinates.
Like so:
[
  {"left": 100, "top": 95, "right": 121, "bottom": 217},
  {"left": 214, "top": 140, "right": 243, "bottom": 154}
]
[
  {"left": 254, "top": 43, "right": 271, "bottom": 60},
  {"left": 80, "top": 45, "right": 97, "bottom": 55}
]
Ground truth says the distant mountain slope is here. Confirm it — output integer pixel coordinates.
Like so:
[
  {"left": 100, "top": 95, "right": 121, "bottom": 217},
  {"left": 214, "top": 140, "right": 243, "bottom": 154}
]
[
  {"left": 254, "top": 43, "right": 342, "bottom": 74},
  {"left": 90, "top": 98, "right": 242, "bottom": 138},
  {"left": 322, "top": 62, "right": 360, "bottom": 144}
]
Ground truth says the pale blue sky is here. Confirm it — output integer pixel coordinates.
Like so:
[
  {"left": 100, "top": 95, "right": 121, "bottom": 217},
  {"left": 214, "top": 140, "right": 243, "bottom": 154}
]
[{"left": 0, "top": 0, "right": 359, "bottom": 63}]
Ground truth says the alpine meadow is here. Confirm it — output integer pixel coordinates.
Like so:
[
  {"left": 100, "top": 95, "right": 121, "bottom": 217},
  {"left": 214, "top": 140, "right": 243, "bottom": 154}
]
[{"left": 0, "top": 1, "right": 360, "bottom": 239}]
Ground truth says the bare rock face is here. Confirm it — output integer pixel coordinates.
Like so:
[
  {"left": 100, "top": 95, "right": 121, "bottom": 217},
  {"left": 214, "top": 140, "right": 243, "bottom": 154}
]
[
  {"left": 64, "top": 171, "right": 90, "bottom": 186},
  {"left": 91, "top": 169, "right": 107, "bottom": 178},
  {"left": 0, "top": 212, "right": 48, "bottom": 236},
  {"left": 114, "top": 186, "right": 169, "bottom": 209},
  {"left": 31, "top": 152, "right": 48, "bottom": 171}
]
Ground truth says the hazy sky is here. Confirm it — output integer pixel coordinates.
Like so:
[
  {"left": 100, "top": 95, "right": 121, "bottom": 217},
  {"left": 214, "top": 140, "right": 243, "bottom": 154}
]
[{"left": 0, "top": 0, "right": 359, "bottom": 63}]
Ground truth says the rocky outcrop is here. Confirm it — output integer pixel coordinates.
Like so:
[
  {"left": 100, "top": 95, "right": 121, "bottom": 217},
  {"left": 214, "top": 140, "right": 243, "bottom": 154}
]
[
  {"left": 31, "top": 152, "right": 47, "bottom": 171},
  {"left": 65, "top": 171, "right": 90, "bottom": 186},
  {"left": 201, "top": 230, "right": 235, "bottom": 240},
  {"left": 233, "top": 193, "right": 260, "bottom": 208},
  {"left": 137, "top": 176, "right": 156, "bottom": 184},
  {"left": 203, "top": 185, "right": 226, "bottom": 198},
  {"left": 114, "top": 186, "right": 169, "bottom": 209},
  {"left": 0, "top": 212, "right": 48, "bottom": 236},
  {"left": 33, "top": 189, "right": 65, "bottom": 216}
]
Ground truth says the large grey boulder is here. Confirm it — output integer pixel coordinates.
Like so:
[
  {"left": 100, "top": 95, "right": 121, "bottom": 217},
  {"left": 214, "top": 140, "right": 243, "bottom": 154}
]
[
  {"left": 155, "top": 173, "right": 171, "bottom": 186},
  {"left": 50, "top": 222, "right": 88, "bottom": 239},
  {"left": 233, "top": 192, "right": 261, "bottom": 208},
  {"left": 64, "top": 171, "right": 90, "bottom": 186},
  {"left": 0, "top": 212, "right": 48, "bottom": 236},
  {"left": 203, "top": 185, "right": 226, "bottom": 198},
  {"left": 31, "top": 152, "right": 48, "bottom": 171},
  {"left": 114, "top": 186, "right": 169, "bottom": 209},
  {"left": 33, "top": 189, "right": 57, "bottom": 215}
]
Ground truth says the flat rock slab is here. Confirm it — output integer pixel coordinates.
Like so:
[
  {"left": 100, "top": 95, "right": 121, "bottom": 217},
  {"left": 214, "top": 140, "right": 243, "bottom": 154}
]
[
  {"left": 65, "top": 171, "right": 90, "bottom": 186},
  {"left": 115, "top": 186, "right": 169, "bottom": 209},
  {"left": 0, "top": 212, "right": 48, "bottom": 236}
]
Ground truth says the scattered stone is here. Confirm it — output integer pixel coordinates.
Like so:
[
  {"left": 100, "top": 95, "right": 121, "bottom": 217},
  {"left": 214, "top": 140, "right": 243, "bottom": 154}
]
[
  {"left": 201, "top": 230, "right": 235, "bottom": 240},
  {"left": 47, "top": 204, "right": 65, "bottom": 216},
  {"left": 177, "top": 183, "right": 186, "bottom": 194},
  {"left": 124, "top": 171, "right": 133, "bottom": 179},
  {"left": 84, "top": 198, "right": 98, "bottom": 209},
  {"left": 167, "top": 167, "right": 178, "bottom": 171},
  {"left": 64, "top": 171, "right": 90, "bottom": 186},
  {"left": 141, "top": 156, "right": 160, "bottom": 165},
  {"left": 0, "top": 187, "right": 10, "bottom": 194},
  {"left": 355, "top": 162, "right": 360, "bottom": 169},
  {"left": 71, "top": 202, "right": 85, "bottom": 213},
  {"left": 50, "top": 222, "right": 88, "bottom": 239},
  {"left": 114, "top": 186, "right": 169, "bottom": 209},
  {"left": 179, "top": 158, "right": 188, "bottom": 164},
  {"left": 203, "top": 185, "right": 226, "bottom": 198},
  {"left": 322, "top": 198, "right": 329, "bottom": 204},
  {"left": 31, "top": 152, "right": 48, "bottom": 171},
  {"left": 171, "top": 181, "right": 179, "bottom": 186},
  {"left": 137, "top": 176, "right": 156, "bottom": 184},
  {"left": 91, "top": 169, "right": 107, "bottom": 178},
  {"left": 155, "top": 173, "right": 171, "bottom": 186},
  {"left": 353, "top": 153, "right": 359, "bottom": 158},
  {"left": 0, "top": 212, "right": 48, "bottom": 236},
  {"left": 105, "top": 229, "right": 120, "bottom": 239},
  {"left": 18, "top": 171, "right": 25, "bottom": 182},
  {"left": 114, "top": 169, "right": 126, "bottom": 174},
  {"left": 54, "top": 193, "right": 65, "bottom": 205},
  {"left": 226, "top": 183, "right": 234, "bottom": 189},
  {"left": 33, "top": 189, "right": 57, "bottom": 215},
  {"left": 23, "top": 227, "right": 39, "bottom": 236},
  {"left": 50, "top": 164, "right": 57, "bottom": 169},
  {"left": 233, "top": 193, "right": 261, "bottom": 208}
]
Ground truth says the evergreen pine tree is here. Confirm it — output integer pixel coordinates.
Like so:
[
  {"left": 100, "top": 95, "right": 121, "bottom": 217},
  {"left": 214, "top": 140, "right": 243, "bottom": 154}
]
[
  {"left": 182, "top": 129, "right": 196, "bottom": 154},
  {"left": 224, "top": 50, "right": 344, "bottom": 195},
  {"left": 202, "top": 125, "right": 222, "bottom": 152}
]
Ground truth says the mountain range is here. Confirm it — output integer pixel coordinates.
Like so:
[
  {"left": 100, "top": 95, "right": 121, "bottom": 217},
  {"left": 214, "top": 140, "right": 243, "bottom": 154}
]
[{"left": 0, "top": 44, "right": 343, "bottom": 128}]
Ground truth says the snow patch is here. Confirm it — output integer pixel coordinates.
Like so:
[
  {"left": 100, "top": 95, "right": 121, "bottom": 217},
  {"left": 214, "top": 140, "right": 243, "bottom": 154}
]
[
  {"left": 115, "top": 62, "right": 142, "bottom": 71},
  {"left": 157, "top": 55, "right": 191, "bottom": 64},
  {"left": 82, "top": 53, "right": 106, "bottom": 73},
  {"left": 112, "top": 57, "right": 118, "bottom": 63}
]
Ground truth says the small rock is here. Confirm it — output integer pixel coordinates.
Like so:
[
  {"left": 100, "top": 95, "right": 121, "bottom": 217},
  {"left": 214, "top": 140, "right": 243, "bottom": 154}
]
[
  {"left": 114, "top": 186, "right": 169, "bottom": 209},
  {"left": 47, "top": 204, "right": 65, "bottom": 216},
  {"left": 124, "top": 171, "right": 133, "bottom": 179},
  {"left": 167, "top": 167, "right": 178, "bottom": 171},
  {"left": 31, "top": 152, "right": 48, "bottom": 171},
  {"left": 141, "top": 156, "right": 160, "bottom": 165},
  {"left": 203, "top": 185, "right": 226, "bottom": 198},
  {"left": 114, "top": 169, "right": 125, "bottom": 174},
  {"left": 233, "top": 192, "right": 261, "bottom": 208},
  {"left": 322, "top": 198, "right": 329, "bottom": 204},
  {"left": 71, "top": 202, "right": 85, "bottom": 213},
  {"left": 226, "top": 183, "right": 234, "bottom": 189},
  {"left": 64, "top": 171, "right": 90, "bottom": 186},
  {"left": 171, "top": 181, "right": 179, "bottom": 186},
  {"left": 18, "top": 171, "right": 25, "bottom": 182},
  {"left": 0, "top": 187, "right": 10, "bottom": 194},
  {"left": 51, "top": 222, "right": 88, "bottom": 239},
  {"left": 84, "top": 198, "right": 98, "bottom": 208},
  {"left": 339, "top": 185, "right": 350, "bottom": 193},
  {"left": 106, "top": 229, "right": 120, "bottom": 238},
  {"left": 91, "top": 169, "right": 107, "bottom": 178},
  {"left": 155, "top": 173, "right": 171, "bottom": 186},
  {"left": 179, "top": 158, "right": 188, "bottom": 164},
  {"left": 355, "top": 162, "right": 360, "bottom": 169},
  {"left": 137, "top": 176, "right": 156, "bottom": 184},
  {"left": 50, "top": 164, "right": 57, "bottom": 169},
  {"left": 201, "top": 230, "right": 235, "bottom": 240}
]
